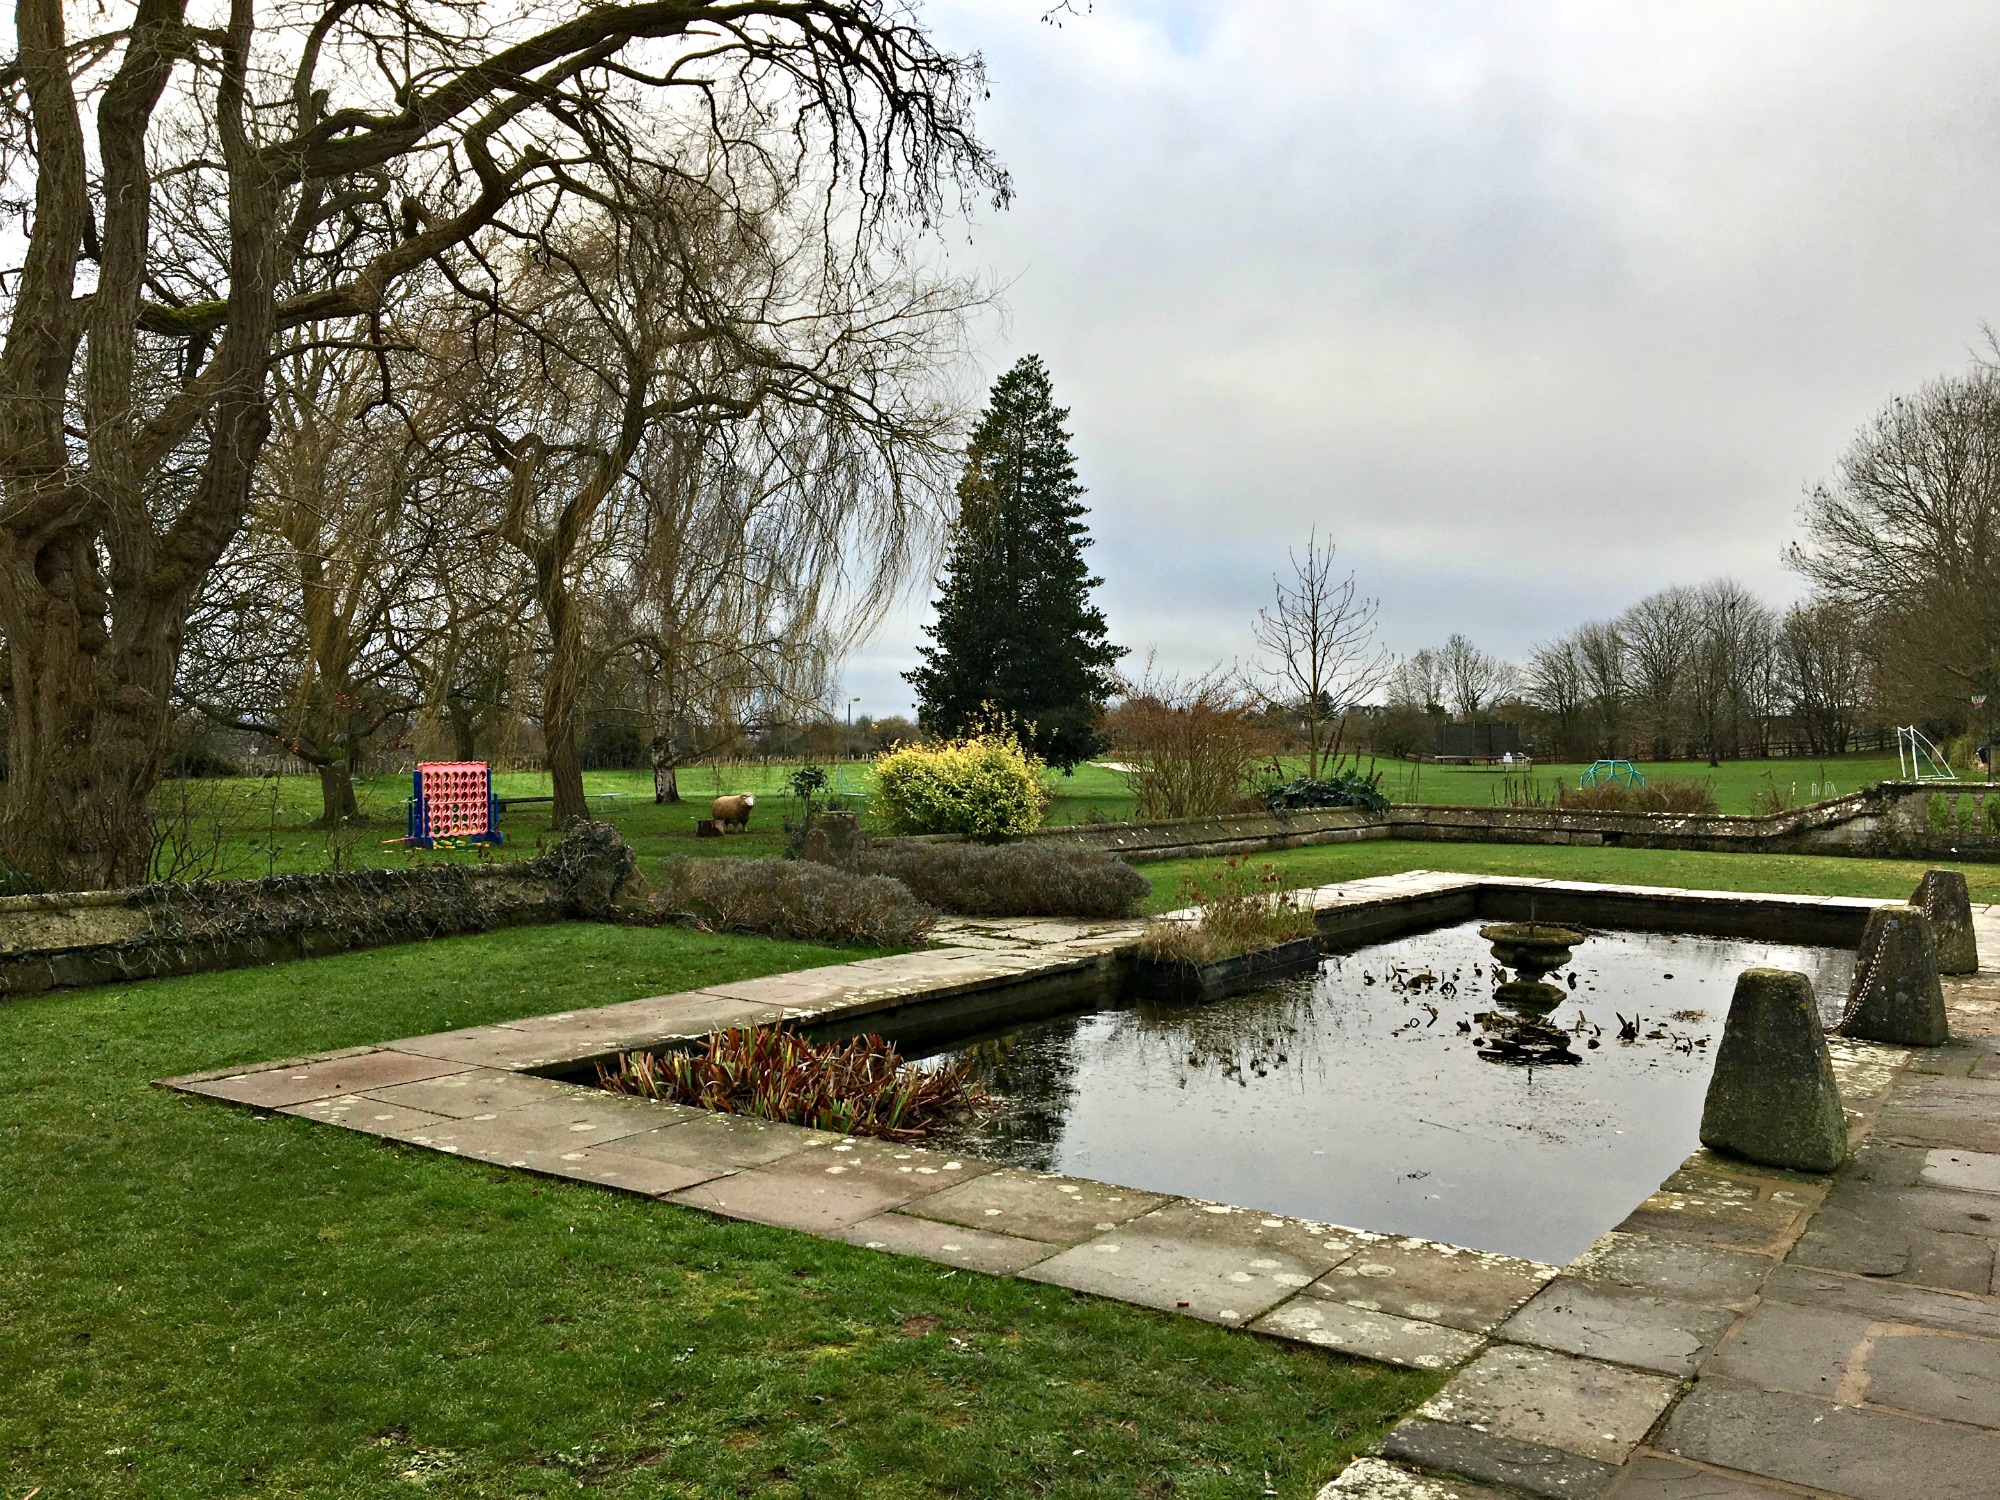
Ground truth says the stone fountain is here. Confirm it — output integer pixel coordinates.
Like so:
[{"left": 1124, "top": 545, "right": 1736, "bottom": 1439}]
[{"left": 1474, "top": 921, "right": 1586, "bottom": 1066}]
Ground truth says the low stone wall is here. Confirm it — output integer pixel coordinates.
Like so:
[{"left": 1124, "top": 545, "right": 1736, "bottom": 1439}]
[
  {"left": 1000, "top": 782, "right": 2000, "bottom": 867},
  {"left": 1009, "top": 806, "right": 1386, "bottom": 862},
  {"left": 0, "top": 824, "right": 649, "bottom": 1000}
]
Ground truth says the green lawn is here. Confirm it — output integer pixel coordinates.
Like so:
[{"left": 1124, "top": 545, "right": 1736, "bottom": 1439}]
[
  {"left": 148, "top": 750, "right": 1953, "bottom": 886},
  {"left": 1362, "top": 753, "right": 1914, "bottom": 814},
  {"left": 1137, "top": 839, "right": 2000, "bottom": 915},
  {"left": 1, "top": 922, "right": 1432, "bottom": 1499}
]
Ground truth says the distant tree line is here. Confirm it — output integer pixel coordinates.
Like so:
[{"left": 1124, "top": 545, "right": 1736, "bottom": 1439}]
[
  {"left": 1356, "top": 359, "right": 2000, "bottom": 767},
  {"left": 1371, "top": 583, "right": 1872, "bottom": 765}
]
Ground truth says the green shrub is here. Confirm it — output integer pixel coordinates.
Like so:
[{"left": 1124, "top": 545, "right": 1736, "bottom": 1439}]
[
  {"left": 871, "top": 733, "right": 1049, "bottom": 839},
  {"left": 657, "top": 857, "right": 934, "bottom": 947},
  {"left": 1635, "top": 777, "right": 1721, "bottom": 815},
  {"left": 598, "top": 1027, "right": 984, "bottom": 1141},
  {"left": 1930, "top": 792, "right": 1950, "bottom": 833},
  {"left": 1557, "top": 776, "right": 1719, "bottom": 815},
  {"left": 1137, "top": 857, "right": 1317, "bottom": 963},
  {"left": 851, "top": 840, "right": 1150, "bottom": 919},
  {"left": 1261, "top": 772, "right": 1389, "bottom": 815}
]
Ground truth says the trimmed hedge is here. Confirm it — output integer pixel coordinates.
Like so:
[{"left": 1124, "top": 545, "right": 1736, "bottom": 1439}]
[
  {"left": 852, "top": 839, "right": 1150, "bottom": 920},
  {"left": 658, "top": 857, "right": 935, "bottom": 948}
]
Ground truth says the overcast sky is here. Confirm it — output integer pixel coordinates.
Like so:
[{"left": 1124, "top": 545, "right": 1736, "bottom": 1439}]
[{"left": 840, "top": 1, "right": 2000, "bottom": 718}]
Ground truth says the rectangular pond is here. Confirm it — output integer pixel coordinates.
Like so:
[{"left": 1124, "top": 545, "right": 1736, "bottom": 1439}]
[{"left": 916, "top": 921, "right": 1855, "bottom": 1264}]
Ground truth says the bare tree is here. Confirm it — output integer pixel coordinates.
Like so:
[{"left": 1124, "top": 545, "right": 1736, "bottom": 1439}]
[
  {"left": 1686, "top": 579, "right": 1777, "bottom": 764},
  {"left": 1778, "top": 598, "right": 1869, "bottom": 756},
  {"left": 1437, "top": 633, "right": 1516, "bottom": 720},
  {"left": 0, "top": 0, "right": 1003, "bottom": 888},
  {"left": 1574, "top": 619, "right": 1627, "bottom": 757},
  {"left": 471, "top": 155, "right": 975, "bottom": 826},
  {"left": 1388, "top": 648, "right": 1445, "bottom": 715},
  {"left": 1251, "top": 532, "right": 1388, "bottom": 779},
  {"left": 181, "top": 332, "right": 450, "bottom": 823},
  {"left": 1621, "top": 587, "right": 1701, "bottom": 759},
  {"left": 1526, "top": 633, "right": 1590, "bottom": 758},
  {"left": 1791, "top": 367, "right": 2000, "bottom": 729},
  {"left": 1103, "top": 662, "right": 1271, "bottom": 821}
]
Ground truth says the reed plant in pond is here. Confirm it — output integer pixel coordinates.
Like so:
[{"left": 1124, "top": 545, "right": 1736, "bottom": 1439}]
[
  {"left": 1138, "top": 856, "right": 1318, "bottom": 964},
  {"left": 598, "top": 1026, "right": 987, "bottom": 1140}
]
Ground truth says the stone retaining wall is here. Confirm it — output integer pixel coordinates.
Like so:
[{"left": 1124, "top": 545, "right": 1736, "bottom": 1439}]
[
  {"left": 1011, "top": 781, "right": 2000, "bottom": 866},
  {"left": 0, "top": 824, "right": 647, "bottom": 999}
]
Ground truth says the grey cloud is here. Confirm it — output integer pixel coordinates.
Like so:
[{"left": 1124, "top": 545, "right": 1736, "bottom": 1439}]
[{"left": 847, "top": 1, "right": 2000, "bottom": 713}]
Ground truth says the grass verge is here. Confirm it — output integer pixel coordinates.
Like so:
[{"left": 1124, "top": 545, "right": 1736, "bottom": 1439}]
[
  {"left": 1, "top": 921, "right": 1432, "bottom": 1498},
  {"left": 1139, "top": 839, "right": 2000, "bottom": 914}
]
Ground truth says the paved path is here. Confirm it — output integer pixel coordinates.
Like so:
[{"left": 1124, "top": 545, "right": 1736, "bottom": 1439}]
[{"left": 1339, "top": 906, "right": 2000, "bottom": 1499}]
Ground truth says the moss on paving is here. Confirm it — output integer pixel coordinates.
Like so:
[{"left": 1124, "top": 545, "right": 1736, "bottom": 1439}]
[
  {"left": 1140, "top": 839, "right": 2000, "bottom": 914},
  {"left": 0, "top": 922, "right": 1433, "bottom": 1498}
]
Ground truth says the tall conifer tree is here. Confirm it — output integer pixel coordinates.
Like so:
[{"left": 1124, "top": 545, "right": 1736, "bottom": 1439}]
[{"left": 907, "top": 356, "right": 1124, "bottom": 769}]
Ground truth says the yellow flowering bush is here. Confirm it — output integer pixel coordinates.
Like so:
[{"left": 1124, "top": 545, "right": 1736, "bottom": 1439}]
[{"left": 871, "top": 732, "right": 1051, "bottom": 840}]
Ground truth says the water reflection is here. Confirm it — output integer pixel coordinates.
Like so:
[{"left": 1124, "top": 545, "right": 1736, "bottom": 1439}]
[{"left": 921, "top": 922, "right": 1854, "bottom": 1264}]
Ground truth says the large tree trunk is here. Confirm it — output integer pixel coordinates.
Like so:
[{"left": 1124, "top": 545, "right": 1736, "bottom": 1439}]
[
  {"left": 537, "top": 559, "right": 590, "bottom": 829},
  {"left": 0, "top": 655, "right": 169, "bottom": 891},
  {"left": 316, "top": 762, "right": 359, "bottom": 826},
  {"left": 654, "top": 760, "right": 681, "bottom": 803}
]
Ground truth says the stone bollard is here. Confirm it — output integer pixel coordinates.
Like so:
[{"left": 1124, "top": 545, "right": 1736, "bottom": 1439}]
[
  {"left": 1700, "top": 968, "right": 1848, "bottom": 1174},
  {"left": 1911, "top": 868, "right": 1978, "bottom": 976},
  {"left": 1839, "top": 903, "right": 1950, "bottom": 1046}
]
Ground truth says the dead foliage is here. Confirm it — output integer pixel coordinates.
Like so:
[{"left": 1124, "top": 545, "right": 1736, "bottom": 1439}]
[{"left": 598, "top": 1027, "right": 985, "bottom": 1140}]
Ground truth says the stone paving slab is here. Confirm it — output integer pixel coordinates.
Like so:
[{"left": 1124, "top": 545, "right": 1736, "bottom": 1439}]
[
  {"left": 1703, "top": 1298, "right": 1872, "bottom": 1402},
  {"left": 1864, "top": 1324, "right": 2000, "bottom": 1429},
  {"left": 382, "top": 1024, "right": 639, "bottom": 1071},
  {"left": 1321, "top": 1455, "right": 1516, "bottom": 1498},
  {"left": 1758, "top": 1262, "right": 2000, "bottom": 1340},
  {"left": 1603, "top": 1453, "right": 1841, "bottom": 1498},
  {"left": 669, "top": 1140, "right": 991, "bottom": 1234},
  {"left": 1659, "top": 1380, "right": 2000, "bottom": 1500},
  {"left": 1788, "top": 1181, "right": 1998, "bottom": 1294},
  {"left": 1023, "top": 1200, "right": 1361, "bottom": 1325},
  {"left": 363, "top": 1067, "right": 624, "bottom": 1119},
  {"left": 536, "top": 1144, "right": 729, "bottom": 1197},
  {"left": 1498, "top": 1276, "right": 1740, "bottom": 1378},
  {"left": 1379, "top": 1419, "right": 1621, "bottom": 1500},
  {"left": 898, "top": 1165, "right": 1173, "bottom": 1246},
  {"left": 281, "top": 1094, "right": 457, "bottom": 1138},
  {"left": 496, "top": 994, "right": 789, "bottom": 1042},
  {"left": 601, "top": 1113, "right": 837, "bottom": 1173},
  {"left": 1253, "top": 1297, "right": 1485, "bottom": 1371},
  {"left": 174, "top": 1049, "right": 473, "bottom": 1108},
  {"left": 835, "top": 1210, "right": 1057, "bottom": 1275},
  {"left": 1406, "top": 1344, "right": 1680, "bottom": 1467},
  {"left": 347, "top": 1095, "right": 671, "bottom": 1166},
  {"left": 1302, "top": 1235, "right": 1556, "bottom": 1334},
  {"left": 1874, "top": 1075, "right": 2000, "bottom": 1153},
  {"left": 1569, "top": 1232, "right": 1774, "bottom": 1309}
]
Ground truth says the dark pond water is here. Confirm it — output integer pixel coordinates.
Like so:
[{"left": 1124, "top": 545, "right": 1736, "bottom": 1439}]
[{"left": 919, "top": 922, "right": 1855, "bottom": 1264}]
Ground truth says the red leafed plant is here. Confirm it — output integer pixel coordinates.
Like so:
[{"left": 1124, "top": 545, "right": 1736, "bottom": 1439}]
[{"left": 597, "top": 1026, "right": 986, "bottom": 1141}]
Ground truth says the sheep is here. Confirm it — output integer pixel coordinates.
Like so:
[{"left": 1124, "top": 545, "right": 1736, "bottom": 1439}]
[{"left": 710, "top": 793, "right": 756, "bottom": 832}]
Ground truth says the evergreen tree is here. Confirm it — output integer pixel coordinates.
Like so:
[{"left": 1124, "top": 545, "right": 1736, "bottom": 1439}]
[{"left": 907, "top": 356, "right": 1125, "bottom": 769}]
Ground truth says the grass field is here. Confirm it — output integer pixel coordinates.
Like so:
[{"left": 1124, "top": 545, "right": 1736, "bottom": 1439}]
[
  {"left": 1364, "top": 754, "right": 1913, "bottom": 814},
  {"left": 0, "top": 922, "right": 1432, "bottom": 1498},
  {"left": 147, "top": 751, "right": 1936, "bottom": 884}
]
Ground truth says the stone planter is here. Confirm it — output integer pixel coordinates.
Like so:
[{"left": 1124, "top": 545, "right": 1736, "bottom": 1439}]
[{"left": 1132, "top": 936, "right": 1322, "bottom": 1004}]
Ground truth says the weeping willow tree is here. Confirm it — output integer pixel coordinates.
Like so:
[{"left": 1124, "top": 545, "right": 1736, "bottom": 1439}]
[{"left": 462, "top": 141, "right": 981, "bottom": 825}]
